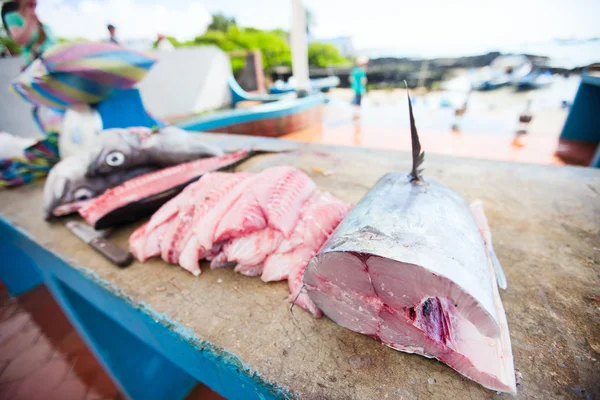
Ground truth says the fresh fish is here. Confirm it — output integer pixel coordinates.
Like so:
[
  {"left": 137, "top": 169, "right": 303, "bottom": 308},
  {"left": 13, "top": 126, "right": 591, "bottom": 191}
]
[
  {"left": 213, "top": 166, "right": 317, "bottom": 243},
  {"left": 44, "top": 155, "right": 156, "bottom": 219},
  {"left": 44, "top": 126, "right": 223, "bottom": 218},
  {"left": 85, "top": 126, "right": 224, "bottom": 176},
  {"left": 79, "top": 150, "right": 255, "bottom": 229},
  {"left": 129, "top": 167, "right": 351, "bottom": 288},
  {"left": 262, "top": 191, "right": 352, "bottom": 316},
  {"left": 302, "top": 92, "right": 516, "bottom": 393}
]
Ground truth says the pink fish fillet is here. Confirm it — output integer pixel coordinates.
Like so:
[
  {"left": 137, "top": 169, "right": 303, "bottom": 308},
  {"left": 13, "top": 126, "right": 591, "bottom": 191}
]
[
  {"left": 129, "top": 175, "right": 212, "bottom": 263},
  {"left": 80, "top": 150, "right": 249, "bottom": 227},
  {"left": 159, "top": 173, "right": 228, "bottom": 264},
  {"left": 146, "top": 182, "right": 199, "bottom": 232},
  {"left": 260, "top": 191, "right": 352, "bottom": 316},
  {"left": 220, "top": 227, "right": 283, "bottom": 275},
  {"left": 129, "top": 222, "right": 169, "bottom": 262},
  {"left": 177, "top": 172, "right": 254, "bottom": 275},
  {"left": 261, "top": 191, "right": 351, "bottom": 283},
  {"left": 214, "top": 166, "right": 316, "bottom": 243}
]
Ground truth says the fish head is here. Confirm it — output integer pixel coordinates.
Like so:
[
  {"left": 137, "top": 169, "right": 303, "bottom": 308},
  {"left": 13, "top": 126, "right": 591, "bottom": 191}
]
[
  {"left": 86, "top": 127, "right": 149, "bottom": 176},
  {"left": 44, "top": 155, "right": 156, "bottom": 219},
  {"left": 44, "top": 156, "right": 105, "bottom": 219}
]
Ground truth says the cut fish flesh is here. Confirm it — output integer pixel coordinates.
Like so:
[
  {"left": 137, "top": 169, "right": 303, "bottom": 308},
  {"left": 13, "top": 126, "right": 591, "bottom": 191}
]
[
  {"left": 134, "top": 172, "right": 252, "bottom": 275},
  {"left": 79, "top": 150, "right": 252, "bottom": 229},
  {"left": 303, "top": 173, "right": 516, "bottom": 393},
  {"left": 129, "top": 167, "right": 351, "bottom": 315},
  {"left": 222, "top": 228, "right": 283, "bottom": 270},
  {"left": 260, "top": 191, "right": 352, "bottom": 316},
  {"left": 214, "top": 166, "right": 316, "bottom": 243}
]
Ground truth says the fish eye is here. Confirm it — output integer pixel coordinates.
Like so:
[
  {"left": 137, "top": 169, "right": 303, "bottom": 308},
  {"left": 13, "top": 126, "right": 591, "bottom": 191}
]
[
  {"left": 105, "top": 151, "right": 125, "bottom": 167},
  {"left": 74, "top": 187, "right": 94, "bottom": 201}
]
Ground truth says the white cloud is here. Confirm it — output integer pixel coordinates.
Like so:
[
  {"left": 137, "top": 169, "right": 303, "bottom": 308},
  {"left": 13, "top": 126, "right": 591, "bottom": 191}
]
[{"left": 37, "top": 0, "right": 211, "bottom": 41}]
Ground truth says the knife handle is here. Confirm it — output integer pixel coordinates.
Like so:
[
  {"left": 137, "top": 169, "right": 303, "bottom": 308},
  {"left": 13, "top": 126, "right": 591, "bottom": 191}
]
[{"left": 89, "top": 237, "right": 133, "bottom": 267}]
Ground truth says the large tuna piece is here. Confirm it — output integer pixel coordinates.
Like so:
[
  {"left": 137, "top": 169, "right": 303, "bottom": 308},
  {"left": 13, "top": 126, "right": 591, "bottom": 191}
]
[{"left": 302, "top": 92, "right": 516, "bottom": 393}]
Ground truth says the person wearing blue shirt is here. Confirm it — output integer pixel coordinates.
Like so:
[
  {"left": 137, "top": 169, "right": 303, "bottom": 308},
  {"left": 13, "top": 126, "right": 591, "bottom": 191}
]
[{"left": 349, "top": 56, "right": 368, "bottom": 119}]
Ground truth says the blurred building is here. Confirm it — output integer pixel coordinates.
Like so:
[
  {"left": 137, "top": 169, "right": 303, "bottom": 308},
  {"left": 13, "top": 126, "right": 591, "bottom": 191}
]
[{"left": 309, "top": 36, "right": 355, "bottom": 57}]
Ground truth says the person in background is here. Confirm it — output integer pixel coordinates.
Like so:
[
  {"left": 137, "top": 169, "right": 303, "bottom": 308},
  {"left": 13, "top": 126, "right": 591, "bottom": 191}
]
[
  {"left": 4, "top": 0, "right": 56, "bottom": 65},
  {"left": 107, "top": 24, "right": 119, "bottom": 45},
  {"left": 156, "top": 33, "right": 174, "bottom": 51},
  {"left": 349, "top": 56, "right": 368, "bottom": 119}
]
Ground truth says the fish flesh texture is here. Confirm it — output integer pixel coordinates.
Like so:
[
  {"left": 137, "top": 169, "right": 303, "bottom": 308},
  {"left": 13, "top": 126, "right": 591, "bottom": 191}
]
[
  {"left": 44, "top": 126, "right": 223, "bottom": 218},
  {"left": 261, "top": 191, "right": 353, "bottom": 316},
  {"left": 80, "top": 150, "right": 252, "bottom": 229},
  {"left": 302, "top": 91, "right": 516, "bottom": 393},
  {"left": 302, "top": 175, "right": 516, "bottom": 392},
  {"left": 129, "top": 167, "right": 351, "bottom": 313}
]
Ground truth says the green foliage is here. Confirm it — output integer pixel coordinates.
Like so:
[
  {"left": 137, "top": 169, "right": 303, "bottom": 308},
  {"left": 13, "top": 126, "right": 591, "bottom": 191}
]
[
  {"left": 164, "top": 12, "right": 352, "bottom": 75},
  {"left": 308, "top": 42, "right": 349, "bottom": 68},
  {"left": 191, "top": 26, "right": 291, "bottom": 74},
  {"left": 207, "top": 13, "right": 237, "bottom": 32},
  {"left": 0, "top": 35, "right": 20, "bottom": 54}
]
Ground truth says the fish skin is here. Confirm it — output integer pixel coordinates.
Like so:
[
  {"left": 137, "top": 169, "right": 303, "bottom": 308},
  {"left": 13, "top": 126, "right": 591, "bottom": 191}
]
[
  {"left": 86, "top": 126, "right": 224, "bottom": 177},
  {"left": 43, "top": 155, "right": 156, "bottom": 219},
  {"left": 304, "top": 174, "right": 516, "bottom": 393}
]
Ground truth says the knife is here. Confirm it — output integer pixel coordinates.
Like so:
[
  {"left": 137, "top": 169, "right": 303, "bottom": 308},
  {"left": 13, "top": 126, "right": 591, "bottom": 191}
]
[{"left": 65, "top": 221, "right": 133, "bottom": 267}]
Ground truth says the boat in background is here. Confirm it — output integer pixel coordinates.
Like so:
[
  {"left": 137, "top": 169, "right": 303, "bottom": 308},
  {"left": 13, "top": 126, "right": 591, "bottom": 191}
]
[
  {"left": 513, "top": 70, "right": 553, "bottom": 91},
  {"left": 470, "top": 55, "right": 532, "bottom": 91},
  {"left": 269, "top": 76, "right": 341, "bottom": 94}
]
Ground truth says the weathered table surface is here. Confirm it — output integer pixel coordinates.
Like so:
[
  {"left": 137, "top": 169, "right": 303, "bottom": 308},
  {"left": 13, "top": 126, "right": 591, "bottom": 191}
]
[{"left": 1, "top": 133, "right": 599, "bottom": 399}]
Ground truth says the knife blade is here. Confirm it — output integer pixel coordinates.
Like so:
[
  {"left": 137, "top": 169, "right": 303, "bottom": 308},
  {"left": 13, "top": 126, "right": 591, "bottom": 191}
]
[{"left": 65, "top": 221, "right": 133, "bottom": 267}]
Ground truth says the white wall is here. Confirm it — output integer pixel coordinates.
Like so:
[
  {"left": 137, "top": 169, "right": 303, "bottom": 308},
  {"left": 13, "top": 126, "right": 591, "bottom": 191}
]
[
  {"left": 136, "top": 46, "right": 233, "bottom": 118},
  {"left": 0, "top": 57, "right": 44, "bottom": 138}
]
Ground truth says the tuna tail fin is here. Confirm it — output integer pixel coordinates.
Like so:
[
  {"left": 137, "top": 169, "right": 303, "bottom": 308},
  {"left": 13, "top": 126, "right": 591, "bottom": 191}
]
[{"left": 405, "top": 82, "right": 425, "bottom": 182}]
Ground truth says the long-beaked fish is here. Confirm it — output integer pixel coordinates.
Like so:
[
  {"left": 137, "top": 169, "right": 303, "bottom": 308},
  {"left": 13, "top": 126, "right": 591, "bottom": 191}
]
[{"left": 44, "top": 126, "right": 224, "bottom": 218}]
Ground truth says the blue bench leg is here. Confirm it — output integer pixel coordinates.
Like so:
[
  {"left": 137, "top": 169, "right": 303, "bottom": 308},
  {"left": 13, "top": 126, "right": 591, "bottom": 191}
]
[{"left": 45, "top": 277, "right": 197, "bottom": 400}]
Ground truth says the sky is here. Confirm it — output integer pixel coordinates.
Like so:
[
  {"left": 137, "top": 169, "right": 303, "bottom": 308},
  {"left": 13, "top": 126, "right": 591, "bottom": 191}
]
[{"left": 36, "top": 0, "right": 600, "bottom": 57}]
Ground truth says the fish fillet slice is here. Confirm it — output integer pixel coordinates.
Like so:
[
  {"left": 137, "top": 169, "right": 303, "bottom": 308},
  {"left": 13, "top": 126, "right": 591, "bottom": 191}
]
[
  {"left": 129, "top": 222, "right": 169, "bottom": 262},
  {"left": 177, "top": 172, "right": 255, "bottom": 274},
  {"left": 222, "top": 227, "right": 283, "bottom": 271},
  {"left": 214, "top": 166, "right": 316, "bottom": 243},
  {"left": 80, "top": 150, "right": 250, "bottom": 227},
  {"left": 259, "top": 167, "right": 317, "bottom": 237},
  {"left": 159, "top": 173, "right": 228, "bottom": 264},
  {"left": 261, "top": 191, "right": 351, "bottom": 283},
  {"left": 258, "top": 192, "right": 352, "bottom": 316},
  {"left": 145, "top": 183, "right": 197, "bottom": 232}
]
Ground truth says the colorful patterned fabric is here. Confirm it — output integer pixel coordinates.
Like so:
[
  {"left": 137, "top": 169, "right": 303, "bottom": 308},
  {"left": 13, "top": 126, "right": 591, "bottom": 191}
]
[
  {"left": 0, "top": 132, "right": 60, "bottom": 189},
  {"left": 11, "top": 41, "right": 157, "bottom": 110}
]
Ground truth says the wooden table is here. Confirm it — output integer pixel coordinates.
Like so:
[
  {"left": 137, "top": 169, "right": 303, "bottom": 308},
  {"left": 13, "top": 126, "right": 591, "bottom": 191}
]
[{"left": 1, "top": 133, "right": 599, "bottom": 399}]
